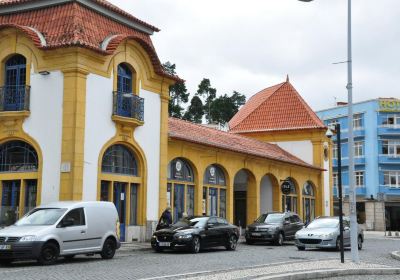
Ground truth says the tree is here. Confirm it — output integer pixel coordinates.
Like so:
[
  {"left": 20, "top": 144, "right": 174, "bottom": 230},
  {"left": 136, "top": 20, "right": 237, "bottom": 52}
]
[
  {"left": 209, "top": 91, "right": 246, "bottom": 124},
  {"left": 183, "top": 96, "right": 204, "bottom": 123},
  {"left": 195, "top": 78, "right": 217, "bottom": 123},
  {"left": 163, "top": 62, "right": 189, "bottom": 118}
]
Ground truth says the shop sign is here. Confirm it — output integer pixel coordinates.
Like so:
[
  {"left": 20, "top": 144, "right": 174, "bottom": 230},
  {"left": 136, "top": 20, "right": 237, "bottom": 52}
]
[
  {"left": 379, "top": 100, "right": 400, "bottom": 112},
  {"left": 281, "top": 180, "right": 292, "bottom": 195}
]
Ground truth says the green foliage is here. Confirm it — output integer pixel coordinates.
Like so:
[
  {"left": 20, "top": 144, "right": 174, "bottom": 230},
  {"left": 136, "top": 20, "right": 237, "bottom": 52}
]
[
  {"left": 183, "top": 96, "right": 204, "bottom": 123},
  {"left": 210, "top": 91, "right": 246, "bottom": 124},
  {"left": 195, "top": 78, "right": 217, "bottom": 123},
  {"left": 163, "top": 62, "right": 189, "bottom": 118}
]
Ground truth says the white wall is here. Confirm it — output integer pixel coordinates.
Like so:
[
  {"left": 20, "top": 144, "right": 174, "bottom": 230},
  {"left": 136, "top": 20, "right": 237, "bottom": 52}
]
[
  {"left": 260, "top": 176, "right": 273, "bottom": 213},
  {"left": 24, "top": 70, "right": 64, "bottom": 204},
  {"left": 82, "top": 74, "right": 116, "bottom": 201},
  {"left": 134, "top": 88, "right": 161, "bottom": 222},
  {"left": 274, "top": 140, "right": 313, "bottom": 165}
]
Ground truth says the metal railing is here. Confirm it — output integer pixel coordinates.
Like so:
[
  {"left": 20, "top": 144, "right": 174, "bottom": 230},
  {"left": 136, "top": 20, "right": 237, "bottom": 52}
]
[
  {"left": 0, "top": 85, "right": 30, "bottom": 112},
  {"left": 112, "top": 91, "right": 144, "bottom": 121}
]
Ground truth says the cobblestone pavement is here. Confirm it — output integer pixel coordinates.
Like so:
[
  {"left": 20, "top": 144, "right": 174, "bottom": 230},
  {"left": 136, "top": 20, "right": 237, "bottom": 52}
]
[{"left": 0, "top": 236, "right": 399, "bottom": 280}]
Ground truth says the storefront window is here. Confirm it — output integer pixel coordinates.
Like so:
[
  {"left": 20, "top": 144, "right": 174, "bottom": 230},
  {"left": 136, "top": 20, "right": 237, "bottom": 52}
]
[
  {"left": 282, "top": 178, "right": 297, "bottom": 214},
  {"left": 302, "top": 181, "right": 315, "bottom": 224},
  {"left": 203, "top": 165, "right": 227, "bottom": 218}
]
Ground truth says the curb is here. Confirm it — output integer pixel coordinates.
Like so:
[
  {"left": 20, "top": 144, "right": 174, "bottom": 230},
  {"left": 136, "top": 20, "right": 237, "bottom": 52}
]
[
  {"left": 256, "top": 268, "right": 400, "bottom": 280},
  {"left": 391, "top": 251, "right": 400, "bottom": 261}
]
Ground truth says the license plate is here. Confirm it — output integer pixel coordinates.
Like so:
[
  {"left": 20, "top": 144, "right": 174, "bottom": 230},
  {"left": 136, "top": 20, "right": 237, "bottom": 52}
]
[
  {"left": 251, "top": 233, "right": 262, "bottom": 236},
  {"left": 158, "top": 242, "right": 170, "bottom": 247},
  {"left": 306, "top": 244, "right": 319, "bottom": 248},
  {"left": 0, "top": 245, "right": 11, "bottom": 250}
]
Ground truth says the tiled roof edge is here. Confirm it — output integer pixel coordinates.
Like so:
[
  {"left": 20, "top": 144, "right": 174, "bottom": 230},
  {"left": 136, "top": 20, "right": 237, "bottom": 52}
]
[{"left": 0, "top": 0, "right": 159, "bottom": 34}]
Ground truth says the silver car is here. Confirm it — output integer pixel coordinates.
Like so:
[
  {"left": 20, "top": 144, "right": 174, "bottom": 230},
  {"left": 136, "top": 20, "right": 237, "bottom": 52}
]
[{"left": 294, "top": 216, "right": 363, "bottom": 251}]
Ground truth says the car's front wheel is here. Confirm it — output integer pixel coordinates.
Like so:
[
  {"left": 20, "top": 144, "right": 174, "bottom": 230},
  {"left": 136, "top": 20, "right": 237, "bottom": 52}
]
[
  {"left": 191, "top": 236, "right": 201, "bottom": 253},
  {"left": 37, "top": 242, "right": 59, "bottom": 265},
  {"left": 226, "top": 235, "right": 238, "bottom": 251},
  {"left": 357, "top": 236, "right": 363, "bottom": 250},
  {"left": 274, "top": 233, "right": 284, "bottom": 246}
]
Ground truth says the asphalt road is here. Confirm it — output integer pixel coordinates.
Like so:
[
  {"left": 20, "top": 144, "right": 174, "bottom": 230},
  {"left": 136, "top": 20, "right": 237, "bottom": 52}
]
[{"left": 1, "top": 237, "right": 399, "bottom": 280}]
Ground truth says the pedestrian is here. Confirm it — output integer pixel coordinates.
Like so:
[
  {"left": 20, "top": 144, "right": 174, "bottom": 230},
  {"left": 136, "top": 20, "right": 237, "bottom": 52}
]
[{"left": 156, "top": 206, "right": 172, "bottom": 230}]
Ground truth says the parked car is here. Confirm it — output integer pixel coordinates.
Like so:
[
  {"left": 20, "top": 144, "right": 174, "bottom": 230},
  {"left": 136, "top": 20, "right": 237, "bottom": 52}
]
[
  {"left": 151, "top": 216, "right": 239, "bottom": 253},
  {"left": 294, "top": 216, "right": 364, "bottom": 251},
  {"left": 0, "top": 201, "right": 121, "bottom": 265},
  {"left": 245, "top": 212, "right": 304, "bottom": 245}
]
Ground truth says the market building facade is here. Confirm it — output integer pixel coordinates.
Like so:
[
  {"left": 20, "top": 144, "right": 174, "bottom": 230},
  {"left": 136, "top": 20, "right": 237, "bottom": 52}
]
[{"left": 0, "top": 0, "right": 332, "bottom": 241}]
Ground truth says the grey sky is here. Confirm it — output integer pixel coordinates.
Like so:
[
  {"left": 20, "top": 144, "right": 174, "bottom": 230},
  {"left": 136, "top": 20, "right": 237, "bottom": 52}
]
[{"left": 109, "top": 0, "right": 399, "bottom": 111}]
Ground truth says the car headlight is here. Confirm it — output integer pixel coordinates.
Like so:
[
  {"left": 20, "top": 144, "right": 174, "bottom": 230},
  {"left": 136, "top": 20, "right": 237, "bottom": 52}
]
[
  {"left": 177, "top": 234, "right": 192, "bottom": 239},
  {"left": 268, "top": 227, "right": 277, "bottom": 232},
  {"left": 19, "top": 235, "right": 37, "bottom": 242},
  {"left": 320, "top": 232, "right": 335, "bottom": 239}
]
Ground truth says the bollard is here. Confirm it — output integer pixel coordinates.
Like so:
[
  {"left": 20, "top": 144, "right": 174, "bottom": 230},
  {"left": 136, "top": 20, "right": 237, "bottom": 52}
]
[
  {"left": 396, "top": 231, "right": 399, "bottom": 237},
  {"left": 388, "top": 231, "right": 392, "bottom": 236}
]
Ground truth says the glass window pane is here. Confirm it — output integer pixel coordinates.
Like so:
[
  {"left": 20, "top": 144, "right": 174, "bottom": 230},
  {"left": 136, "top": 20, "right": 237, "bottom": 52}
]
[
  {"left": 130, "top": 184, "right": 138, "bottom": 225},
  {"left": 186, "top": 185, "right": 194, "bottom": 217},
  {"left": 102, "top": 145, "right": 137, "bottom": 176},
  {"left": 24, "top": 180, "right": 37, "bottom": 214},
  {"left": 1, "top": 180, "right": 21, "bottom": 226},
  {"left": 0, "top": 141, "right": 38, "bottom": 172},
  {"left": 219, "top": 189, "right": 226, "bottom": 218},
  {"left": 173, "top": 184, "right": 184, "bottom": 222},
  {"left": 100, "top": 181, "right": 109, "bottom": 201}
]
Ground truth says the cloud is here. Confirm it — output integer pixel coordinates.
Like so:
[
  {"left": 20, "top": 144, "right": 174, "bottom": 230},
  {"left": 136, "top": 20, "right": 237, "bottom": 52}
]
[{"left": 110, "top": 0, "right": 400, "bottom": 111}]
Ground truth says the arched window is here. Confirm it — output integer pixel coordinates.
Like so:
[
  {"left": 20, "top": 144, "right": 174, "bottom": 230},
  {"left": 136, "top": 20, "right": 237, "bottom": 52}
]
[
  {"left": 302, "top": 181, "right": 315, "bottom": 224},
  {"left": 203, "top": 165, "right": 227, "bottom": 218},
  {"left": 0, "top": 141, "right": 38, "bottom": 172},
  {"left": 4, "top": 54, "right": 27, "bottom": 111},
  {"left": 101, "top": 144, "right": 138, "bottom": 176},
  {"left": 167, "top": 158, "right": 195, "bottom": 222},
  {"left": 117, "top": 63, "right": 132, "bottom": 93},
  {"left": 281, "top": 178, "right": 298, "bottom": 214}
]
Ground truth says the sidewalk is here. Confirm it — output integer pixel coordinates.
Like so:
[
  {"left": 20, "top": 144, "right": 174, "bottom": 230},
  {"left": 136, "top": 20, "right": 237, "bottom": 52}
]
[
  {"left": 119, "top": 241, "right": 152, "bottom": 253},
  {"left": 364, "top": 231, "right": 400, "bottom": 239}
]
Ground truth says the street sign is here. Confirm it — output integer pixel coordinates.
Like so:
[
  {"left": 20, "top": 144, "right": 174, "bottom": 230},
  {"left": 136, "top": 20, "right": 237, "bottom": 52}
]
[{"left": 281, "top": 180, "right": 292, "bottom": 195}]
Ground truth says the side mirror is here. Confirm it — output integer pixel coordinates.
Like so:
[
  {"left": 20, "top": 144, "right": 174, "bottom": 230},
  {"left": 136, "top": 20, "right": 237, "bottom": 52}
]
[{"left": 61, "top": 217, "right": 75, "bottom": 227}]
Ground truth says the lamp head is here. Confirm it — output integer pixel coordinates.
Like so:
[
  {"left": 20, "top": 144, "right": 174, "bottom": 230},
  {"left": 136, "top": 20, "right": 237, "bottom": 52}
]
[
  {"left": 325, "top": 128, "right": 334, "bottom": 139},
  {"left": 298, "top": 0, "right": 314, "bottom": 2}
]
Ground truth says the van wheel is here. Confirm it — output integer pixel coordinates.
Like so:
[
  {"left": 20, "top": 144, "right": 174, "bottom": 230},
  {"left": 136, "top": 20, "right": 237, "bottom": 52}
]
[
  {"left": 101, "top": 238, "right": 116, "bottom": 259},
  {"left": 38, "top": 242, "right": 59, "bottom": 265}
]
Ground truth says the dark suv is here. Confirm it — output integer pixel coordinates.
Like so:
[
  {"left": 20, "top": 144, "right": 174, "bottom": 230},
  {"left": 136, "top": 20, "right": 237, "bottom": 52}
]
[{"left": 245, "top": 212, "right": 304, "bottom": 245}]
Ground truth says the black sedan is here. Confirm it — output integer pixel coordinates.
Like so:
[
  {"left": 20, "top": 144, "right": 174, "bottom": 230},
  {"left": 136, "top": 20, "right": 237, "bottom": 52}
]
[{"left": 151, "top": 216, "right": 239, "bottom": 253}]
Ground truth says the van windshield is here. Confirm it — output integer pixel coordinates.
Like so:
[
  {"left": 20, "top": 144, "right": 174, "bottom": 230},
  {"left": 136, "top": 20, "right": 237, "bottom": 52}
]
[{"left": 15, "top": 208, "right": 67, "bottom": 226}]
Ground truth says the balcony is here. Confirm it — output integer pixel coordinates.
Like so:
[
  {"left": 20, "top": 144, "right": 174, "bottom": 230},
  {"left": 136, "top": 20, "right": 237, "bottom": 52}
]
[
  {"left": 112, "top": 91, "right": 144, "bottom": 127},
  {"left": 378, "top": 125, "right": 400, "bottom": 136},
  {"left": 379, "top": 154, "right": 400, "bottom": 164},
  {"left": 332, "top": 156, "right": 365, "bottom": 167},
  {"left": 0, "top": 85, "right": 30, "bottom": 112}
]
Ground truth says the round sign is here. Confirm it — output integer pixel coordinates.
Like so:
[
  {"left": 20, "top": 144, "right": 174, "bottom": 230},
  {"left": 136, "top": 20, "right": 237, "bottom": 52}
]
[
  {"left": 175, "top": 161, "right": 182, "bottom": 172},
  {"left": 209, "top": 167, "right": 216, "bottom": 177},
  {"left": 281, "top": 181, "right": 292, "bottom": 195}
]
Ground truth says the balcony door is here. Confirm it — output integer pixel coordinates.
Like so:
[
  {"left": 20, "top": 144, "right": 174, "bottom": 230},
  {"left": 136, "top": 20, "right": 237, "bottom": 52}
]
[
  {"left": 4, "top": 54, "right": 26, "bottom": 111},
  {"left": 117, "top": 63, "right": 133, "bottom": 117}
]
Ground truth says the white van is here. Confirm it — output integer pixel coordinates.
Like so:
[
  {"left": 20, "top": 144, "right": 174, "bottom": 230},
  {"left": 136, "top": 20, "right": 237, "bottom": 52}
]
[{"left": 0, "top": 201, "right": 121, "bottom": 265}]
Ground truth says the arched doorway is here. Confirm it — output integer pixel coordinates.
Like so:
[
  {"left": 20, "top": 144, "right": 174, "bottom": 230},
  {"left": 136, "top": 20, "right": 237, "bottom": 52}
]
[
  {"left": 281, "top": 177, "right": 298, "bottom": 214},
  {"left": 99, "top": 144, "right": 140, "bottom": 241},
  {"left": 0, "top": 140, "right": 38, "bottom": 226},
  {"left": 203, "top": 164, "right": 227, "bottom": 218},
  {"left": 233, "top": 169, "right": 256, "bottom": 228},
  {"left": 302, "top": 181, "right": 315, "bottom": 224},
  {"left": 260, "top": 174, "right": 278, "bottom": 214},
  {"left": 167, "top": 158, "right": 195, "bottom": 222}
]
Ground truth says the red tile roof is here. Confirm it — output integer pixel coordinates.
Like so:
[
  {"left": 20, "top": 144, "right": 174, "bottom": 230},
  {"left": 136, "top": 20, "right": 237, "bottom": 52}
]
[
  {"left": 169, "top": 118, "right": 321, "bottom": 170},
  {"left": 229, "top": 80, "right": 326, "bottom": 133},
  {"left": 0, "top": 0, "right": 179, "bottom": 81}
]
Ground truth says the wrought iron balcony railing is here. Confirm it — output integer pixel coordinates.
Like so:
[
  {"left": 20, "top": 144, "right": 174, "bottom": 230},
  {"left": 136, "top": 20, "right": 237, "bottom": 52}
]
[
  {"left": 112, "top": 91, "right": 144, "bottom": 122},
  {"left": 0, "top": 85, "right": 30, "bottom": 112}
]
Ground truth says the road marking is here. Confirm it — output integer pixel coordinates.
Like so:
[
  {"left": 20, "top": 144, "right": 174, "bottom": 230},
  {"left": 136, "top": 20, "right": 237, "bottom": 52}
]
[{"left": 137, "top": 258, "right": 339, "bottom": 280}]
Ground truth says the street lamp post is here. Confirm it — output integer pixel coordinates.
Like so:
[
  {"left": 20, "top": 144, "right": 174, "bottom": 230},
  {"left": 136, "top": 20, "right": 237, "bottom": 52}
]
[
  {"left": 328, "top": 124, "right": 345, "bottom": 263},
  {"left": 298, "top": 0, "right": 359, "bottom": 263}
]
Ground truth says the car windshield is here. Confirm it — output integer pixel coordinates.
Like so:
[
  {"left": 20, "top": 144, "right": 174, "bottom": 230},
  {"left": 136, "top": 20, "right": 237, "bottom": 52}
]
[
  {"left": 172, "top": 217, "right": 208, "bottom": 228},
  {"left": 307, "top": 218, "right": 339, "bottom": 229},
  {"left": 255, "top": 213, "right": 284, "bottom": 224},
  {"left": 15, "top": 208, "right": 67, "bottom": 226}
]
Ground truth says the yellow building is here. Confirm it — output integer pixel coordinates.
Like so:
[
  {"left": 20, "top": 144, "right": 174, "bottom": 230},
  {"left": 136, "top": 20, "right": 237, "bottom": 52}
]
[{"left": 0, "top": 0, "right": 331, "bottom": 241}]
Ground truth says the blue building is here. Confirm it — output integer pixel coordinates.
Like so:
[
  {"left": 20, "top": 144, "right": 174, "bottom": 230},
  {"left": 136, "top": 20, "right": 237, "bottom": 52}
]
[{"left": 317, "top": 98, "right": 400, "bottom": 231}]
